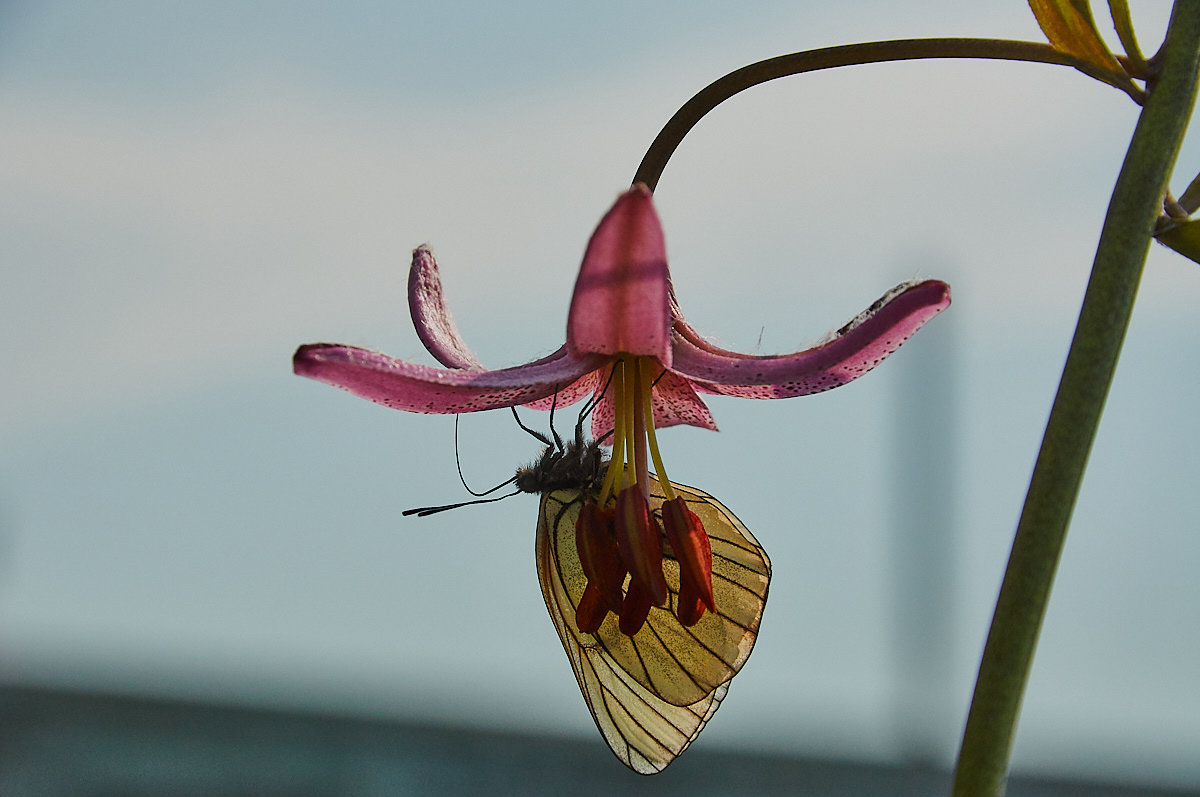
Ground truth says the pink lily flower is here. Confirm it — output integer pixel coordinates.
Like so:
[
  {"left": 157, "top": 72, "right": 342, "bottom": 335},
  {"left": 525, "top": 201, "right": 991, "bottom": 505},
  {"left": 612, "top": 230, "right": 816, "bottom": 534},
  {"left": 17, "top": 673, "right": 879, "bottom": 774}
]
[
  {"left": 294, "top": 185, "right": 950, "bottom": 442},
  {"left": 295, "top": 187, "right": 948, "bottom": 771},
  {"left": 295, "top": 183, "right": 948, "bottom": 632}
]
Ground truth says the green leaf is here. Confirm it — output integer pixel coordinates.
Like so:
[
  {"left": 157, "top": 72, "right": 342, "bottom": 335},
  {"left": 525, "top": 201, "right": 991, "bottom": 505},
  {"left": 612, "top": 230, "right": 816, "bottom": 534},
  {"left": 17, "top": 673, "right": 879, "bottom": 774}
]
[
  {"left": 1029, "top": 0, "right": 1131, "bottom": 80},
  {"left": 1109, "top": 0, "right": 1149, "bottom": 73},
  {"left": 1157, "top": 218, "right": 1200, "bottom": 264}
]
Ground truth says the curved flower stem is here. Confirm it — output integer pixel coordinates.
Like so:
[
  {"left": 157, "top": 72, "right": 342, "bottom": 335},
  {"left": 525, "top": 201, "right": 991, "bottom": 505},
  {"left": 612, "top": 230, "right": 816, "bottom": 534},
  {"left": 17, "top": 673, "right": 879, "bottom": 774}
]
[
  {"left": 952, "top": 4, "right": 1200, "bottom": 796},
  {"left": 633, "top": 38, "right": 1141, "bottom": 191}
]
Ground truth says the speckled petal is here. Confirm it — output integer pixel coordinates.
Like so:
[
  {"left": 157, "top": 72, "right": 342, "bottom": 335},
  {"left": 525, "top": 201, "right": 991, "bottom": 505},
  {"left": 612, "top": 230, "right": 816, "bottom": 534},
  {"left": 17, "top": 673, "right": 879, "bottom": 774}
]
[
  {"left": 294, "top": 343, "right": 605, "bottom": 414},
  {"left": 587, "top": 388, "right": 617, "bottom": 440},
  {"left": 648, "top": 370, "right": 718, "bottom": 431},
  {"left": 408, "top": 245, "right": 484, "bottom": 370},
  {"left": 670, "top": 280, "right": 950, "bottom": 397},
  {"left": 522, "top": 366, "right": 602, "bottom": 412},
  {"left": 586, "top": 367, "right": 718, "bottom": 439},
  {"left": 567, "top": 185, "right": 672, "bottom": 365}
]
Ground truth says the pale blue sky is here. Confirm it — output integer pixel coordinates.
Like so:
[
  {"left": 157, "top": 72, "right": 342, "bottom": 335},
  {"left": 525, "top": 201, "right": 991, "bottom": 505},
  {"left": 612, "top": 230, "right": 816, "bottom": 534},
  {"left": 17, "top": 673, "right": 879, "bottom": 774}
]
[{"left": 2, "top": 1, "right": 1198, "bottom": 788}]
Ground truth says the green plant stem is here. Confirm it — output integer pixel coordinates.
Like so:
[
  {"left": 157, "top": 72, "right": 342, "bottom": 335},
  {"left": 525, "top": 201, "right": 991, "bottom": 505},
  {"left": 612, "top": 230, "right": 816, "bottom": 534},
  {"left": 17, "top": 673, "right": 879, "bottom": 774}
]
[
  {"left": 632, "top": 38, "right": 1140, "bottom": 191},
  {"left": 951, "top": 4, "right": 1200, "bottom": 796}
]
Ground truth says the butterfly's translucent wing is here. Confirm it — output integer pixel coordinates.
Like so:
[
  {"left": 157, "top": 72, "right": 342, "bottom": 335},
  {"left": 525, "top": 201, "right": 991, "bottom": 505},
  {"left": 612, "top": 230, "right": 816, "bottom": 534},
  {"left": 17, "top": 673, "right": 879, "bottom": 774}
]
[{"left": 535, "top": 481, "right": 770, "bottom": 774}]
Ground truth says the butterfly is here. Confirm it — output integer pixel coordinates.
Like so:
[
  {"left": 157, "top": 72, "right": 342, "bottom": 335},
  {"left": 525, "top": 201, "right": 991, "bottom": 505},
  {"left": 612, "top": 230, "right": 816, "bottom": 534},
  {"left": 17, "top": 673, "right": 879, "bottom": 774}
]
[
  {"left": 409, "top": 412, "right": 771, "bottom": 774},
  {"left": 525, "top": 440, "right": 771, "bottom": 774}
]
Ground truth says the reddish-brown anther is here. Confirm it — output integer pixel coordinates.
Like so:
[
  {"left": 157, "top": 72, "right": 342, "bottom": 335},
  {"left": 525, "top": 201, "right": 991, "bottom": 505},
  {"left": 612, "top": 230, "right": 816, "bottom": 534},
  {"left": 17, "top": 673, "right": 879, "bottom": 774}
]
[
  {"left": 676, "top": 577, "right": 705, "bottom": 627},
  {"left": 614, "top": 486, "right": 668, "bottom": 607},
  {"left": 575, "top": 581, "right": 608, "bottom": 634},
  {"left": 662, "top": 497, "right": 715, "bottom": 613},
  {"left": 575, "top": 502, "right": 624, "bottom": 614},
  {"left": 619, "top": 579, "right": 654, "bottom": 636}
]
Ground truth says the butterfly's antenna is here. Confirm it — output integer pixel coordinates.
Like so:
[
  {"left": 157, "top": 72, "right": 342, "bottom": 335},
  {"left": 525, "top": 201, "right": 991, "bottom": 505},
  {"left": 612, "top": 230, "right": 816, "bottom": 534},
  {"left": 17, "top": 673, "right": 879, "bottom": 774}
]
[
  {"left": 546, "top": 388, "right": 565, "bottom": 452},
  {"left": 402, "top": 486, "right": 520, "bottom": 517},
  {"left": 407, "top": 417, "right": 516, "bottom": 516},
  {"left": 510, "top": 406, "right": 552, "bottom": 447},
  {"left": 572, "top": 387, "right": 591, "bottom": 450},
  {"left": 451, "top": 414, "right": 519, "bottom": 497}
]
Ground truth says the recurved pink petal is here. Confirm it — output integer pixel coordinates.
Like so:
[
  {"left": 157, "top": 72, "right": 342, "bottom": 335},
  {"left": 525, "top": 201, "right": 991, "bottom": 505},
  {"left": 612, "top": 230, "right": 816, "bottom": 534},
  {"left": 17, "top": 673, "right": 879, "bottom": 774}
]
[
  {"left": 408, "top": 246, "right": 484, "bottom": 371},
  {"left": 649, "top": 370, "right": 719, "bottom": 431},
  {"left": 567, "top": 185, "right": 672, "bottom": 365},
  {"left": 521, "top": 363, "right": 601, "bottom": 412},
  {"left": 671, "top": 280, "right": 950, "bottom": 398},
  {"left": 294, "top": 343, "right": 605, "bottom": 414},
  {"left": 671, "top": 294, "right": 754, "bottom": 359}
]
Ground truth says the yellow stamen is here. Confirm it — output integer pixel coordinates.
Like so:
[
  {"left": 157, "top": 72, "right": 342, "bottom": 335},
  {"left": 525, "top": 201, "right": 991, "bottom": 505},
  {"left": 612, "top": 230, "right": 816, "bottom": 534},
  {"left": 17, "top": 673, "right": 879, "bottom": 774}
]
[
  {"left": 598, "top": 355, "right": 675, "bottom": 505},
  {"left": 630, "top": 356, "right": 650, "bottom": 498},
  {"left": 640, "top": 358, "right": 677, "bottom": 502},
  {"left": 620, "top": 358, "right": 636, "bottom": 494},
  {"left": 599, "top": 361, "right": 625, "bottom": 506}
]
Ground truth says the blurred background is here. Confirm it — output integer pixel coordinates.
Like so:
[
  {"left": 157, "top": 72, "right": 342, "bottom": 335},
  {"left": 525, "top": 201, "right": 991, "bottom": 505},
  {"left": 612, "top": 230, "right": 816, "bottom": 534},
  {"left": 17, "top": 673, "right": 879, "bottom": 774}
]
[{"left": 2, "top": 2, "right": 1198, "bottom": 794}]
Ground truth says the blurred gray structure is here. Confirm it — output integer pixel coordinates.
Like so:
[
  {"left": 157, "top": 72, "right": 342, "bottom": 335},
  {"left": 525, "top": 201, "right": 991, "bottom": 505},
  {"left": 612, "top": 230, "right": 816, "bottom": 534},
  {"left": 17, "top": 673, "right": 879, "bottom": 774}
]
[
  {"left": 2, "top": 684, "right": 1194, "bottom": 797},
  {"left": 890, "top": 302, "right": 960, "bottom": 763}
]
